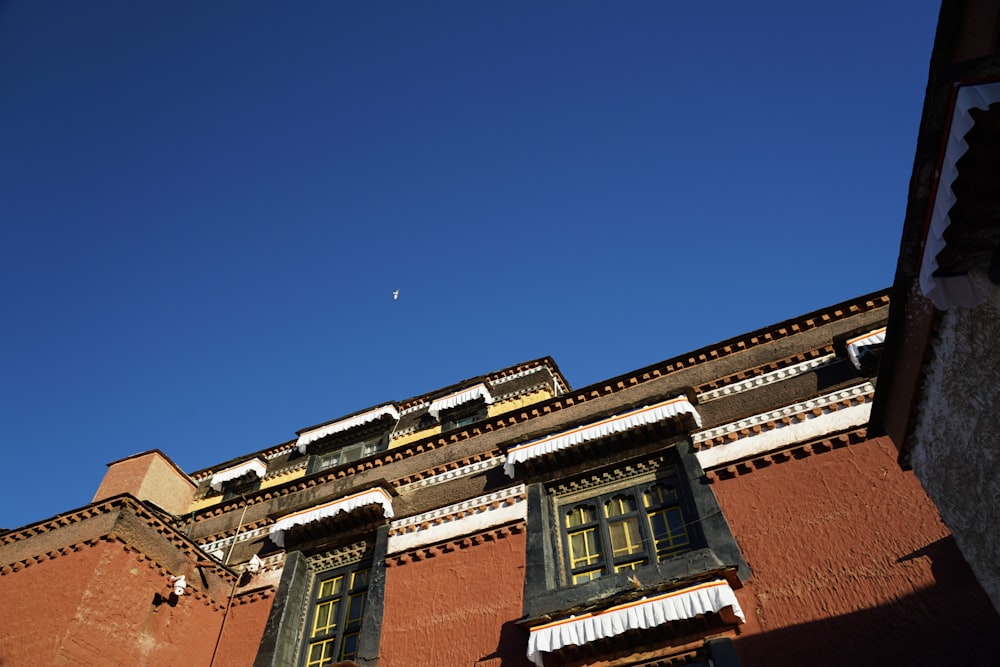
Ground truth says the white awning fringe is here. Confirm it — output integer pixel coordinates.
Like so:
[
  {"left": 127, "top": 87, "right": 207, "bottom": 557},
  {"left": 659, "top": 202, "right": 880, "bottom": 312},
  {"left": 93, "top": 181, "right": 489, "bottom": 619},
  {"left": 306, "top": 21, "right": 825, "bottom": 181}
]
[
  {"left": 268, "top": 488, "right": 394, "bottom": 547},
  {"left": 526, "top": 580, "right": 743, "bottom": 666},
  {"left": 209, "top": 459, "right": 267, "bottom": 492},
  {"left": 504, "top": 396, "right": 701, "bottom": 477},
  {"left": 846, "top": 327, "right": 886, "bottom": 369},
  {"left": 920, "top": 81, "right": 1000, "bottom": 309},
  {"left": 427, "top": 383, "right": 494, "bottom": 419},
  {"left": 296, "top": 404, "right": 400, "bottom": 454}
]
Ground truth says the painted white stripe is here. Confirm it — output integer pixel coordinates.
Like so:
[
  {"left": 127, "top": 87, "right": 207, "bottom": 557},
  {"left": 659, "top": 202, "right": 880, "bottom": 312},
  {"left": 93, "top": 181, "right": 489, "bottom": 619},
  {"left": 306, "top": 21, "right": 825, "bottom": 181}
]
[
  {"left": 387, "top": 486, "right": 525, "bottom": 555},
  {"left": 695, "top": 402, "right": 872, "bottom": 470}
]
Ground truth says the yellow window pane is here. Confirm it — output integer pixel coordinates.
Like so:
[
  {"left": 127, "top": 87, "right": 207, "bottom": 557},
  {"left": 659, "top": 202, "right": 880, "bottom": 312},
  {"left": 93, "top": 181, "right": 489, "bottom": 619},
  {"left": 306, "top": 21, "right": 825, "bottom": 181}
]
[
  {"left": 614, "top": 559, "right": 647, "bottom": 573},
  {"left": 572, "top": 569, "right": 602, "bottom": 585},
  {"left": 568, "top": 527, "right": 601, "bottom": 567},
  {"left": 312, "top": 600, "right": 340, "bottom": 636},
  {"left": 644, "top": 484, "right": 679, "bottom": 508},
  {"left": 565, "top": 504, "right": 597, "bottom": 528},
  {"left": 318, "top": 575, "right": 343, "bottom": 598},
  {"left": 608, "top": 517, "right": 643, "bottom": 557},
  {"left": 346, "top": 591, "right": 367, "bottom": 625},
  {"left": 340, "top": 632, "right": 360, "bottom": 661},
  {"left": 604, "top": 494, "right": 636, "bottom": 518},
  {"left": 351, "top": 569, "right": 369, "bottom": 589},
  {"left": 648, "top": 507, "right": 690, "bottom": 557},
  {"left": 306, "top": 639, "right": 335, "bottom": 667}
]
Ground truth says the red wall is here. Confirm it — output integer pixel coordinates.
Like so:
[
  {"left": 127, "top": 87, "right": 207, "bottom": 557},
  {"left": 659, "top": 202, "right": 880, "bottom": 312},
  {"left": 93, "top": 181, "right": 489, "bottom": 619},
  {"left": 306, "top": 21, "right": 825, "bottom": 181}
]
[
  {"left": 711, "top": 437, "right": 1000, "bottom": 666},
  {"left": 0, "top": 539, "right": 272, "bottom": 666},
  {"left": 380, "top": 527, "right": 533, "bottom": 667}
]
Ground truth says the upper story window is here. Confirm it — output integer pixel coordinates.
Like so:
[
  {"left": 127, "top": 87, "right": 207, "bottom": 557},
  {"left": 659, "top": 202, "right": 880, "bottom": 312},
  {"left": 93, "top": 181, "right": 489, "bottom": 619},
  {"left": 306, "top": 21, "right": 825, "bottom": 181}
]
[
  {"left": 521, "top": 441, "right": 749, "bottom": 623},
  {"left": 222, "top": 475, "right": 262, "bottom": 502},
  {"left": 304, "top": 562, "right": 370, "bottom": 666},
  {"left": 310, "top": 433, "right": 384, "bottom": 475},
  {"left": 208, "top": 458, "right": 267, "bottom": 501},
  {"left": 562, "top": 471, "right": 693, "bottom": 585},
  {"left": 441, "top": 405, "right": 487, "bottom": 431}
]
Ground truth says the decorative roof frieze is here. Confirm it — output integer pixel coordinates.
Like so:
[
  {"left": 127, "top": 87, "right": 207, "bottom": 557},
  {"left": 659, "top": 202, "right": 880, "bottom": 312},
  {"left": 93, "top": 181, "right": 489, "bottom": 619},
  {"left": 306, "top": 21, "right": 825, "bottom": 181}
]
[
  {"left": 394, "top": 456, "right": 503, "bottom": 493},
  {"left": 697, "top": 354, "right": 837, "bottom": 403}
]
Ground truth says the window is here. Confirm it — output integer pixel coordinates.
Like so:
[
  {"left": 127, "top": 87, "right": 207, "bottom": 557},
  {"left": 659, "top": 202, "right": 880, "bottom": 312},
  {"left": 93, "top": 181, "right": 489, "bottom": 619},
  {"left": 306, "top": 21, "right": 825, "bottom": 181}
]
[
  {"left": 221, "top": 475, "right": 262, "bottom": 502},
  {"left": 304, "top": 563, "right": 370, "bottom": 665},
  {"left": 522, "top": 442, "right": 749, "bottom": 625},
  {"left": 561, "top": 472, "right": 693, "bottom": 585},
  {"left": 442, "top": 406, "right": 487, "bottom": 431},
  {"left": 311, "top": 434, "right": 383, "bottom": 475}
]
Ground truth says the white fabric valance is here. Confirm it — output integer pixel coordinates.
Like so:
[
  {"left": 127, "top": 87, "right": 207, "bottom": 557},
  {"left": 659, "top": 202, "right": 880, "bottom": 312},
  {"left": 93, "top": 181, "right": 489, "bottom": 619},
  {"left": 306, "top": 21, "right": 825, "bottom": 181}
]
[
  {"left": 504, "top": 396, "right": 701, "bottom": 477},
  {"left": 296, "top": 404, "right": 400, "bottom": 454},
  {"left": 526, "top": 580, "right": 744, "bottom": 666},
  {"left": 209, "top": 459, "right": 267, "bottom": 492},
  {"left": 846, "top": 327, "right": 886, "bottom": 369},
  {"left": 427, "top": 383, "right": 494, "bottom": 419},
  {"left": 269, "top": 488, "right": 394, "bottom": 547},
  {"left": 920, "top": 81, "right": 1000, "bottom": 310}
]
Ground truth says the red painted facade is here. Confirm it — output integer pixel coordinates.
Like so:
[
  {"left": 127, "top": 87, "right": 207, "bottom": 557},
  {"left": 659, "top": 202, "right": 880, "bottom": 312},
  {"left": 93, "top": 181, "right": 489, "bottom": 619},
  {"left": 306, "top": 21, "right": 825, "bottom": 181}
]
[
  {"left": 380, "top": 529, "right": 532, "bottom": 667},
  {"left": 714, "top": 437, "right": 998, "bottom": 666},
  {"left": 5, "top": 287, "right": 1000, "bottom": 666},
  {"left": 0, "top": 537, "right": 273, "bottom": 666}
]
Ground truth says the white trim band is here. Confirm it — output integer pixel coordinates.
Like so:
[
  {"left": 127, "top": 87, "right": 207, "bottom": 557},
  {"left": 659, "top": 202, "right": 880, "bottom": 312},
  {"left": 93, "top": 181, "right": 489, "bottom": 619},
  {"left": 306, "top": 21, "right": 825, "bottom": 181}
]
[
  {"left": 846, "top": 327, "right": 886, "bottom": 369},
  {"left": 387, "top": 486, "right": 525, "bottom": 555},
  {"left": 427, "top": 383, "right": 494, "bottom": 419},
  {"left": 209, "top": 459, "right": 267, "bottom": 492},
  {"left": 526, "top": 580, "right": 744, "bottom": 666},
  {"left": 269, "top": 488, "right": 394, "bottom": 547},
  {"left": 504, "top": 396, "right": 701, "bottom": 478},
  {"left": 694, "top": 385, "right": 874, "bottom": 470},
  {"left": 296, "top": 405, "right": 400, "bottom": 454}
]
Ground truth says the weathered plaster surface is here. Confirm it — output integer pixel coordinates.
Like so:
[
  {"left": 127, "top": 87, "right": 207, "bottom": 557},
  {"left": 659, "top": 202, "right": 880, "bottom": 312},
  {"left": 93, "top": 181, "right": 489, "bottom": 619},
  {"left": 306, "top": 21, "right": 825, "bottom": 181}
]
[{"left": 911, "top": 300, "right": 1000, "bottom": 612}]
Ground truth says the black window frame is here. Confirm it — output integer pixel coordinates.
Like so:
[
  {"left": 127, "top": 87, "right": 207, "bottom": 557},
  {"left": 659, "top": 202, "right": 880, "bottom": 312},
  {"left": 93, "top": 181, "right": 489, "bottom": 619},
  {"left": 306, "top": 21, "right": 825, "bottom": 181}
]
[
  {"left": 559, "top": 468, "right": 696, "bottom": 586},
  {"left": 301, "top": 560, "right": 372, "bottom": 666},
  {"left": 306, "top": 431, "right": 388, "bottom": 476},
  {"left": 521, "top": 440, "right": 750, "bottom": 621},
  {"left": 219, "top": 473, "right": 263, "bottom": 502},
  {"left": 440, "top": 404, "right": 488, "bottom": 431}
]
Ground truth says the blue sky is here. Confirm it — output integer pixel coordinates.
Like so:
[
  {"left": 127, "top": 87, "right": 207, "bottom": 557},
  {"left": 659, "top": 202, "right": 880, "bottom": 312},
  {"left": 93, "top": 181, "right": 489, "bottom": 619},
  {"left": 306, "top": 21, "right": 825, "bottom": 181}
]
[{"left": 1, "top": 1, "right": 939, "bottom": 530}]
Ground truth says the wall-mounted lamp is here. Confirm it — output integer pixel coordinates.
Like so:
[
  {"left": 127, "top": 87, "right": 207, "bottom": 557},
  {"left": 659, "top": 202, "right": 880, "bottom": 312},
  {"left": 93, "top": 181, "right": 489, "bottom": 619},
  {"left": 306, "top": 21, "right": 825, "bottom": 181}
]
[
  {"left": 246, "top": 554, "right": 263, "bottom": 575},
  {"left": 168, "top": 575, "right": 187, "bottom": 597}
]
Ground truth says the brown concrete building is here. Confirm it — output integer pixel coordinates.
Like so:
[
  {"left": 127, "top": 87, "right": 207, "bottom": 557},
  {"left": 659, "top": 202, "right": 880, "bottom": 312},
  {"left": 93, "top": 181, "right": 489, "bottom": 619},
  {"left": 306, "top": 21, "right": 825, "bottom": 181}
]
[
  {"left": 2, "top": 288, "right": 997, "bottom": 666},
  {"left": 870, "top": 0, "right": 1000, "bottom": 615}
]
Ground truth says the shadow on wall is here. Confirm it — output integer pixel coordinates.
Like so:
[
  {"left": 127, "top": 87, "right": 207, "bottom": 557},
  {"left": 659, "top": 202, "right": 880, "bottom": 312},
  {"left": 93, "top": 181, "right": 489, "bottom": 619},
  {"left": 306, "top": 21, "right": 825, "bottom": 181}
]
[
  {"left": 734, "top": 536, "right": 1000, "bottom": 666},
  {"left": 479, "top": 619, "right": 534, "bottom": 667}
]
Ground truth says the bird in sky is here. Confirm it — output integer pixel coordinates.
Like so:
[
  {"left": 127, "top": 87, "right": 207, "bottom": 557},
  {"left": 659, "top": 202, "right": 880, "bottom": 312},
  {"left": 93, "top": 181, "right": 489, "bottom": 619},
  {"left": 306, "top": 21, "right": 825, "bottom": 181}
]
[{"left": 392, "top": 289, "right": 399, "bottom": 300}]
